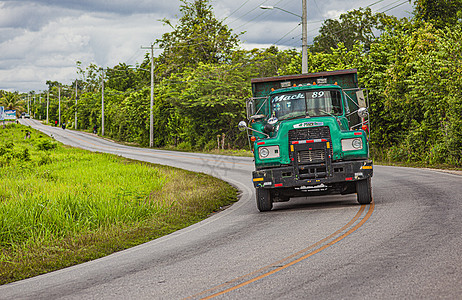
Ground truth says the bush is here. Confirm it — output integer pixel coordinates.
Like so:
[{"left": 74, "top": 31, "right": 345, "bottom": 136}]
[
  {"left": 36, "top": 139, "right": 57, "bottom": 151},
  {"left": 177, "top": 141, "right": 192, "bottom": 151}
]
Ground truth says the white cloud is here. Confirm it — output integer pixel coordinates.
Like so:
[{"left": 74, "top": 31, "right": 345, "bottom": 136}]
[
  {"left": 0, "top": 6, "right": 173, "bottom": 92},
  {"left": 323, "top": 9, "right": 344, "bottom": 19},
  {"left": 0, "top": 0, "right": 414, "bottom": 92}
]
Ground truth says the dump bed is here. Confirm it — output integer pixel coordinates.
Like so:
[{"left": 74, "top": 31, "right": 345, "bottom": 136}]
[
  {"left": 251, "top": 69, "right": 358, "bottom": 97},
  {"left": 247, "top": 69, "right": 366, "bottom": 124}
]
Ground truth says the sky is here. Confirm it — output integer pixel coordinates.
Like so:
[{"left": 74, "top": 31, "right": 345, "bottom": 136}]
[{"left": 0, "top": 0, "right": 414, "bottom": 92}]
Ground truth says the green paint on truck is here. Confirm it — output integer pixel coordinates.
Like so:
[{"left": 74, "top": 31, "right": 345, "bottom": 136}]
[{"left": 239, "top": 69, "right": 373, "bottom": 212}]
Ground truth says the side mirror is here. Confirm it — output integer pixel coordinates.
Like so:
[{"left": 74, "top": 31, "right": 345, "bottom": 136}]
[
  {"left": 267, "top": 116, "right": 278, "bottom": 125},
  {"left": 238, "top": 121, "right": 247, "bottom": 132},
  {"left": 357, "top": 107, "right": 368, "bottom": 119},
  {"left": 249, "top": 114, "right": 266, "bottom": 121},
  {"left": 237, "top": 120, "right": 270, "bottom": 138}
]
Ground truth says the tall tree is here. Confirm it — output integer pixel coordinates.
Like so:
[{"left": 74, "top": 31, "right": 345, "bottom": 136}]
[
  {"left": 413, "top": 0, "right": 462, "bottom": 29},
  {"left": 76, "top": 62, "right": 103, "bottom": 93},
  {"left": 155, "top": 0, "right": 240, "bottom": 75},
  {"left": 311, "top": 8, "right": 398, "bottom": 53}
]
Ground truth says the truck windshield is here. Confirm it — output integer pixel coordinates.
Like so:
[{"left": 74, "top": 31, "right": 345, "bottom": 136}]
[{"left": 271, "top": 89, "right": 342, "bottom": 120}]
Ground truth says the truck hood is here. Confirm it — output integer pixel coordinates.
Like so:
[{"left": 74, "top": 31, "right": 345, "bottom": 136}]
[{"left": 255, "top": 116, "right": 368, "bottom": 165}]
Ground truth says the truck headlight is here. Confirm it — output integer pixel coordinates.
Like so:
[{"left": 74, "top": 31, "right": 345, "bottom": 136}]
[
  {"left": 258, "top": 146, "right": 280, "bottom": 159},
  {"left": 341, "top": 138, "right": 363, "bottom": 151},
  {"left": 260, "top": 147, "right": 269, "bottom": 158}
]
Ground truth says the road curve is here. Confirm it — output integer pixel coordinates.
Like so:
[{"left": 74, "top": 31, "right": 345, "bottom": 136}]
[{"left": 1, "top": 119, "right": 461, "bottom": 299}]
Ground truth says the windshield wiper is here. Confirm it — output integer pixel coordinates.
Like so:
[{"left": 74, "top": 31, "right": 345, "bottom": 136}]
[
  {"left": 280, "top": 112, "right": 309, "bottom": 121},
  {"left": 320, "top": 109, "right": 342, "bottom": 126}
]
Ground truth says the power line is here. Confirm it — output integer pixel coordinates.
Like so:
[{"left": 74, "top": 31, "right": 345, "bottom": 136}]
[
  {"left": 380, "top": 0, "right": 410, "bottom": 13},
  {"left": 273, "top": 23, "right": 301, "bottom": 45},
  {"left": 230, "top": 0, "right": 288, "bottom": 29},
  {"left": 223, "top": 0, "right": 253, "bottom": 21},
  {"left": 226, "top": 0, "right": 270, "bottom": 26},
  {"left": 366, "top": 0, "right": 388, "bottom": 8},
  {"left": 376, "top": 0, "right": 407, "bottom": 12}
]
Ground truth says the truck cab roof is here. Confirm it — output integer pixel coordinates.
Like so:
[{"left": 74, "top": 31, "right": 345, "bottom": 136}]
[{"left": 269, "top": 84, "right": 342, "bottom": 95}]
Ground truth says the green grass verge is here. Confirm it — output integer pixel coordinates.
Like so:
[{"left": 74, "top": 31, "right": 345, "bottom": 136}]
[{"left": 0, "top": 123, "right": 238, "bottom": 284}]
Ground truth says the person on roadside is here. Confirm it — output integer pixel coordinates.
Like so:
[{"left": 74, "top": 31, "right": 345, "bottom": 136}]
[
  {"left": 93, "top": 124, "right": 98, "bottom": 134},
  {"left": 55, "top": 120, "right": 58, "bottom": 126},
  {"left": 62, "top": 122, "right": 66, "bottom": 130}
]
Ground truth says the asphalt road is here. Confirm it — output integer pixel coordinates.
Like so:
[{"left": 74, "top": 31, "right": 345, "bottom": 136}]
[{"left": 1, "top": 119, "right": 461, "bottom": 299}]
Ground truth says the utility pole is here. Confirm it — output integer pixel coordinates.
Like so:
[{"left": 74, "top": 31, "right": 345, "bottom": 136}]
[
  {"left": 149, "top": 44, "right": 154, "bottom": 147},
  {"left": 58, "top": 86, "right": 61, "bottom": 126},
  {"left": 46, "top": 90, "right": 49, "bottom": 124},
  {"left": 101, "top": 68, "right": 105, "bottom": 136},
  {"left": 75, "top": 80, "right": 78, "bottom": 129},
  {"left": 302, "top": 0, "right": 308, "bottom": 74},
  {"left": 141, "top": 44, "right": 156, "bottom": 147}
]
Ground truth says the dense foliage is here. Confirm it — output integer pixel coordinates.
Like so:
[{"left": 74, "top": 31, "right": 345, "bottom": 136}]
[{"left": 4, "top": 0, "right": 461, "bottom": 166}]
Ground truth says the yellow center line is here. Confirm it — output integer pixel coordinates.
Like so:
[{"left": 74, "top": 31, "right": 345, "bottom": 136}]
[
  {"left": 187, "top": 203, "right": 373, "bottom": 300},
  {"left": 202, "top": 202, "right": 375, "bottom": 299}
]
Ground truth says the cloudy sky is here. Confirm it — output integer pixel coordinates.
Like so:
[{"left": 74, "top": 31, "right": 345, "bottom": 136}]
[{"left": 0, "top": 0, "right": 414, "bottom": 92}]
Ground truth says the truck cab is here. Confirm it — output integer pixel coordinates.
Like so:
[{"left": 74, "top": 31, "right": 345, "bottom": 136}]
[{"left": 239, "top": 69, "right": 373, "bottom": 212}]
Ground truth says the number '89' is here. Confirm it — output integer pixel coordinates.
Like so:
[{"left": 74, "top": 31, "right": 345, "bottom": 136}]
[{"left": 312, "top": 91, "right": 325, "bottom": 98}]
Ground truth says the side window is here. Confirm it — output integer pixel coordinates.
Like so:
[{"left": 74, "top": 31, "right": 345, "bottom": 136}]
[{"left": 332, "top": 91, "right": 342, "bottom": 115}]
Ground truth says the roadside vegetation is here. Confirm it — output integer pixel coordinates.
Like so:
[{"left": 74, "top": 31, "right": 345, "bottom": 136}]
[
  {"left": 0, "top": 123, "right": 237, "bottom": 284},
  {"left": 2, "top": 0, "right": 459, "bottom": 169}
]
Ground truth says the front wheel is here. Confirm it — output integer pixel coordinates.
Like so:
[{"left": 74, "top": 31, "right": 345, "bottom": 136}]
[
  {"left": 356, "top": 177, "right": 372, "bottom": 204},
  {"left": 256, "top": 188, "right": 273, "bottom": 212}
]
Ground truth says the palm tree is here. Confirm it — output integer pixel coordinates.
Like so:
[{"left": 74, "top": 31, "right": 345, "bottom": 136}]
[{"left": 0, "top": 92, "right": 25, "bottom": 117}]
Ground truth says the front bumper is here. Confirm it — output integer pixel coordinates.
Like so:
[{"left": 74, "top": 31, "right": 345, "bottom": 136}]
[{"left": 252, "top": 160, "right": 373, "bottom": 189}]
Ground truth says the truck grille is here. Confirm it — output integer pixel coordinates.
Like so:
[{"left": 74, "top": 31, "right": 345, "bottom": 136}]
[
  {"left": 288, "top": 126, "right": 331, "bottom": 142},
  {"left": 298, "top": 149, "right": 325, "bottom": 163}
]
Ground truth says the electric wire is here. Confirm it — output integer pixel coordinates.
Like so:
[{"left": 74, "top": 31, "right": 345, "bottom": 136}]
[
  {"left": 231, "top": 0, "right": 288, "bottom": 30},
  {"left": 366, "top": 0, "right": 388, "bottom": 8},
  {"left": 273, "top": 23, "right": 301, "bottom": 45},
  {"left": 222, "top": 0, "right": 253, "bottom": 22},
  {"left": 380, "top": 0, "right": 410, "bottom": 13},
  {"left": 226, "top": 0, "right": 270, "bottom": 26},
  {"left": 376, "top": 0, "right": 407, "bottom": 12}
]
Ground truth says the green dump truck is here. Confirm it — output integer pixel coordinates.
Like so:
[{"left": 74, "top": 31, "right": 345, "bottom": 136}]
[{"left": 238, "top": 69, "right": 373, "bottom": 212}]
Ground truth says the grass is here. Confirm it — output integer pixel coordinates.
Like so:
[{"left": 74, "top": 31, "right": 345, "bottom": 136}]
[{"left": 0, "top": 123, "right": 238, "bottom": 284}]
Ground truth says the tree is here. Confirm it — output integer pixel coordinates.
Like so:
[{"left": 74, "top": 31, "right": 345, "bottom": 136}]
[
  {"left": 311, "top": 8, "right": 398, "bottom": 53},
  {"left": 155, "top": 0, "right": 240, "bottom": 75},
  {"left": 106, "top": 63, "right": 137, "bottom": 92},
  {"left": 76, "top": 62, "right": 102, "bottom": 93},
  {"left": 160, "top": 62, "right": 250, "bottom": 148},
  {"left": 0, "top": 92, "right": 24, "bottom": 115},
  {"left": 45, "top": 80, "right": 61, "bottom": 90},
  {"left": 413, "top": 0, "right": 462, "bottom": 29},
  {"left": 231, "top": 46, "right": 300, "bottom": 78}
]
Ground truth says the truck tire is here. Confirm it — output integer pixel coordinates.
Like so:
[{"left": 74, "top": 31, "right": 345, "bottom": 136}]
[
  {"left": 256, "top": 188, "right": 273, "bottom": 212},
  {"left": 356, "top": 177, "right": 372, "bottom": 204}
]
